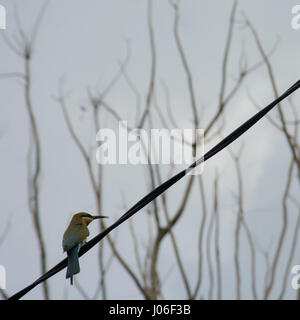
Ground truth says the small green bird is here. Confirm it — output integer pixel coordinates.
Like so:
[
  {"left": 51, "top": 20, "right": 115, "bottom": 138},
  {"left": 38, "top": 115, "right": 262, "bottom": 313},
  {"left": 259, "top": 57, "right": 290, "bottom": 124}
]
[{"left": 63, "top": 212, "right": 108, "bottom": 285}]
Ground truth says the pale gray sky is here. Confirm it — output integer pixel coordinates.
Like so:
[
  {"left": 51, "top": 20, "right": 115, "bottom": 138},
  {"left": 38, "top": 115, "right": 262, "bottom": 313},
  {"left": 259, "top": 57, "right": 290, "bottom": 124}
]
[{"left": 1, "top": 0, "right": 300, "bottom": 300}]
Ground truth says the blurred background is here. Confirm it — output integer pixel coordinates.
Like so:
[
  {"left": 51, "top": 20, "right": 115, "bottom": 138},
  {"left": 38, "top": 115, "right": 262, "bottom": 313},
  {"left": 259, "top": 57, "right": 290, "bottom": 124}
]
[{"left": 1, "top": 0, "right": 300, "bottom": 300}]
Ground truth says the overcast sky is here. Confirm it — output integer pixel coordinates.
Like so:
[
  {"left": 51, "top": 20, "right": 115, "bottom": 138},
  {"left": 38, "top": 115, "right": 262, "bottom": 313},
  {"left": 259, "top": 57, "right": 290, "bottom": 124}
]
[{"left": 1, "top": 0, "right": 300, "bottom": 300}]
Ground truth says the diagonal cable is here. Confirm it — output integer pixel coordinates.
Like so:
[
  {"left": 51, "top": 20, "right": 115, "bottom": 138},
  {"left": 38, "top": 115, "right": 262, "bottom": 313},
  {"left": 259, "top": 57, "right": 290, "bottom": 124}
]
[{"left": 8, "top": 79, "right": 300, "bottom": 300}]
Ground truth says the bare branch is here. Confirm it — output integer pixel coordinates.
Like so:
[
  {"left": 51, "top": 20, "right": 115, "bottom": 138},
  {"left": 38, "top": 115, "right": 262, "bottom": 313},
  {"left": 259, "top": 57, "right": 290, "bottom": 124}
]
[
  {"left": 214, "top": 171, "right": 222, "bottom": 299},
  {"left": 279, "top": 210, "right": 300, "bottom": 299},
  {"left": 138, "top": 0, "right": 156, "bottom": 128},
  {"left": 169, "top": 0, "right": 199, "bottom": 130},
  {"left": 205, "top": 0, "right": 238, "bottom": 134}
]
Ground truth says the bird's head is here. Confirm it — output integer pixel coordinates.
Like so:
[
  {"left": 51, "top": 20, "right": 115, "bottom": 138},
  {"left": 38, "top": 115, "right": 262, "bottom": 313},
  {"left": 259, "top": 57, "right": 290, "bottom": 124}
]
[{"left": 73, "top": 212, "right": 108, "bottom": 226}]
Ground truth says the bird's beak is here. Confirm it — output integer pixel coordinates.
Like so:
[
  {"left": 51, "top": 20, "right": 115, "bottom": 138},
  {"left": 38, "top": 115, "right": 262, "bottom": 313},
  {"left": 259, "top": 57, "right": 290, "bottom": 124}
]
[
  {"left": 92, "top": 216, "right": 108, "bottom": 219},
  {"left": 82, "top": 215, "right": 108, "bottom": 226}
]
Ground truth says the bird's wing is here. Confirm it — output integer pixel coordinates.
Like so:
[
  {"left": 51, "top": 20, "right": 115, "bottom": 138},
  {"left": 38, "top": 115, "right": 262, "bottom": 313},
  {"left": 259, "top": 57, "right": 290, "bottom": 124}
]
[
  {"left": 63, "top": 229, "right": 80, "bottom": 252},
  {"left": 63, "top": 226, "right": 89, "bottom": 251}
]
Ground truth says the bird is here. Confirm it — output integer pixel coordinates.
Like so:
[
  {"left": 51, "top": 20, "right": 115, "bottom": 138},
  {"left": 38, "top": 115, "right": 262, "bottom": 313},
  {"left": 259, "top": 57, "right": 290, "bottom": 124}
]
[{"left": 63, "top": 212, "right": 108, "bottom": 285}]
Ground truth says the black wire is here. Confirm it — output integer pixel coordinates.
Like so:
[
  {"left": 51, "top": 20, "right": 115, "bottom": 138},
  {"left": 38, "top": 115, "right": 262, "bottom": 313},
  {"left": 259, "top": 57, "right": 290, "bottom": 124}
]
[{"left": 8, "top": 79, "right": 300, "bottom": 300}]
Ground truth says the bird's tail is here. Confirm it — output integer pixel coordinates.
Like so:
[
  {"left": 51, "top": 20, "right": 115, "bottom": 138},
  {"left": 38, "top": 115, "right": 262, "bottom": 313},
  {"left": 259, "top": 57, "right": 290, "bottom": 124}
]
[{"left": 66, "top": 244, "right": 80, "bottom": 285}]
